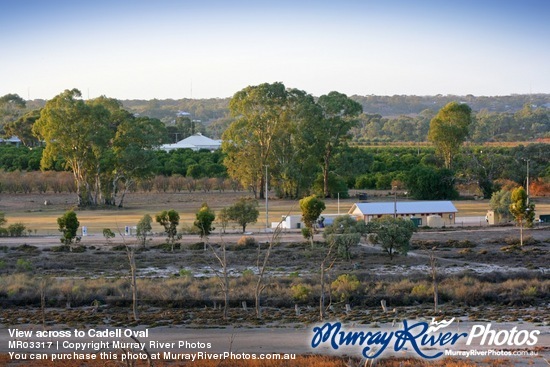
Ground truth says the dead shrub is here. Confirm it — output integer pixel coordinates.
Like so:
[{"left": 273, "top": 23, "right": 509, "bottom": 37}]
[{"left": 236, "top": 236, "right": 258, "bottom": 249}]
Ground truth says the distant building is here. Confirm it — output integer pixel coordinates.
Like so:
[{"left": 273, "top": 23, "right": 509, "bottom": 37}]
[
  {"left": 348, "top": 201, "right": 458, "bottom": 226},
  {"left": 0, "top": 136, "right": 21, "bottom": 146},
  {"left": 160, "top": 133, "right": 221, "bottom": 152}
]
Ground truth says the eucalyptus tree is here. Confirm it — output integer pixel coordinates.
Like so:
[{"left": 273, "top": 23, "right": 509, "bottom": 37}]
[
  {"left": 314, "top": 92, "right": 362, "bottom": 198},
  {"left": 271, "top": 88, "right": 321, "bottom": 198},
  {"left": 428, "top": 102, "right": 472, "bottom": 169},
  {"left": 222, "top": 82, "right": 290, "bottom": 199},
  {"left": 33, "top": 89, "right": 165, "bottom": 207},
  {"left": 509, "top": 186, "right": 535, "bottom": 246},
  {"left": 33, "top": 89, "right": 113, "bottom": 207},
  {"left": 0, "top": 93, "right": 26, "bottom": 127},
  {"left": 4, "top": 109, "right": 41, "bottom": 147}
]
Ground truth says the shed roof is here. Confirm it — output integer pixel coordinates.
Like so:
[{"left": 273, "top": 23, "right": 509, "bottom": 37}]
[
  {"left": 349, "top": 201, "right": 458, "bottom": 216},
  {"left": 179, "top": 133, "right": 221, "bottom": 147}
]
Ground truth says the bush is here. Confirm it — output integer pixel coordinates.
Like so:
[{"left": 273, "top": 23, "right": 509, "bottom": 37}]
[
  {"left": 16, "top": 259, "right": 33, "bottom": 272},
  {"left": 8, "top": 223, "right": 26, "bottom": 237},
  {"left": 331, "top": 274, "right": 360, "bottom": 303},
  {"left": 290, "top": 284, "right": 312, "bottom": 303},
  {"left": 179, "top": 269, "right": 193, "bottom": 278},
  {"left": 188, "top": 242, "right": 206, "bottom": 250},
  {"left": 242, "top": 269, "right": 254, "bottom": 277},
  {"left": 51, "top": 245, "right": 71, "bottom": 252},
  {"left": 236, "top": 236, "right": 257, "bottom": 249}
]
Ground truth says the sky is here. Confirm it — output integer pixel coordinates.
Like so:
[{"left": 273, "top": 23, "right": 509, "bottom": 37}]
[{"left": 1, "top": 0, "right": 549, "bottom": 100}]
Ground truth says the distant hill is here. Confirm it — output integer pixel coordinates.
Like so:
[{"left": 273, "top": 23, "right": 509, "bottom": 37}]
[
  {"left": 350, "top": 94, "right": 550, "bottom": 116},
  {"left": 16, "top": 93, "right": 550, "bottom": 142}
]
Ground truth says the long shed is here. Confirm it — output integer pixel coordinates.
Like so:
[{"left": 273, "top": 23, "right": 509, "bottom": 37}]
[{"left": 348, "top": 201, "right": 458, "bottom": 226}]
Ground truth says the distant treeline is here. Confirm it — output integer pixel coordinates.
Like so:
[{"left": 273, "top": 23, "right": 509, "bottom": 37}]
[
  {"left": 16, "top": 94, "right": 550, "bottom": 142},
  {"left": 1, "top": 143, "right": 548, "bottom": 198}
]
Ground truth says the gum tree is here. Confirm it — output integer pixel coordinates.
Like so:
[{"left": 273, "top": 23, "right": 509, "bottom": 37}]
[
  {"left": 428, "top": 102, "right": 472, "bottom": 169},
  {"left": 57, "top": 211, "right": 80, "bottom": 248},
  {"left": 509, "top": 186, "right": 535, "bottom": 246},
  {"left": 314, "top": 92, "right": 362, "bottom": 197},
  {"left": 222, "top": 82, "right": 289, "bottom": 199},
  {"left": 366, "top": 217, "right": 416, "bottom": 260},
  {"left": 155, "top": 210, "right": 180, "bottom": 251},
  {"left": 194, "top": 203, "right": 215, "bottom": 239},
  {"left": 299, "top": 195, "right": 325, "bottom": 245}
]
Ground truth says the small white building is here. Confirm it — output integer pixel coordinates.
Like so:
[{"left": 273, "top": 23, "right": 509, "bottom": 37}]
[
  {"left": 160, "top": 133, "right": 221, "bottom": 152},
  {"left": 272, "top": 214, "right": 343, "bottom": 229},
  {"left": 348, "top": 201, "right": 458, "bottom": 226},
  {"left": 0, "top": 136, "right": 21, "bottom": 146}
]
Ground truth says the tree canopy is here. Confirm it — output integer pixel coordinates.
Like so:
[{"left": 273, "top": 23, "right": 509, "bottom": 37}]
[
  {"left": 32, "top": 89, "right": 166, "bottom": 207},
  {"left": 194, "top": 203, "right": 216, "bottom": 239},
  {"left": 366, "top": 217, "right": 416, "bottom": 260},
  {"left": 227, "top": 198, "right": 259, "bottom": 233},
  {"left": 428, "top": 102, "right": 472, "bottom": 169}
]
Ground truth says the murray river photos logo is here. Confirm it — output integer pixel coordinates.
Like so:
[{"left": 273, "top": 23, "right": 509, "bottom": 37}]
[{"left": 310, "top": 318, "right": 540, "bottom": 359}]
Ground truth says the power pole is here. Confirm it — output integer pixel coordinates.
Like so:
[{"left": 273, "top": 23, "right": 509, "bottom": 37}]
[{"left": 265, "top": 165, "right": 269, "bottom": 231}]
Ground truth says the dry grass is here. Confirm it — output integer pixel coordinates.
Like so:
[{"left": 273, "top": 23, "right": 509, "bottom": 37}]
[{"left": 4, "top": 191, "right": 549, "bottom": 236}]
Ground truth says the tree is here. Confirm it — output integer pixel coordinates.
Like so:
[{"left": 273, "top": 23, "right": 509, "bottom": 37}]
[
  {"left": 4, "top": 109, "right": 41, "bottom": 147},
  {"left": 270, "top": 89, "right": 322, "bottom": 198},
  {"left": 194, "top": 203, "right": 215, "bottom": 239},
  {"left": 110, "top": 116, "right": 166, "bottom": 207},
  {"left": 222, "top": 82, "right": 290, "bottom": 199},
  {"left": 217, "top": 207, "right": 230, "bottom": 234},
  {"left": 0, "top": 93, "right": 26, "bottom": 127},
  {"left": 299, "top": 195, "right": 325, "bottom": 245},
  {"left": 314, "top": 92, "right": 363, "bottom": 197},
  {"left": 227, "top": 198, "right": 259, "bottom": 233},
  {"left": 155, "top": 209, "right": 180, "bottom": 251},
  {"left": 323, "top": 215, "right": 366, "bottom": 260},
  {"left": 33, "top": 89, "right": 113, "bottom": 207},
  {"left": 489, "top": 189, "right": 512, "bottom": 222},
  {"left": 509, "top": 187, "right": 535, "bottom": 246},
  {"left": 57, "top": 211, "right": 80, "bottom": 247},
  {"left": 33, "top": 89, "right": 166, "bottom": 207},
  {"left": 405, "top": 165, "right": 459, "bottom": 200},
  {"left": 366, "top": 217, "right": 416, "bottom": 260},
  {"left": 0, "top": 212, "right": 6, "bottom": 228},
  {"left": 136, "top": 214, "right": 153, "bottom": 247},
  {"left": 102, "top": 228, "right": 115, "bottom": 243},
  {"left": 428, "top": 102, "right": 472, "bottom": 169}
]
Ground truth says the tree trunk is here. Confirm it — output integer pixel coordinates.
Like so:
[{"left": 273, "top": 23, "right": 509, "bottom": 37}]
[
  {"left": 127, "top": 247, "right": 138, "bottom": 321},
  {"left": 319, "top": 263, "right": 326, "bottom": 320},
  {"left": 520, "top": 221, "right": 523, "bottom": 246}
]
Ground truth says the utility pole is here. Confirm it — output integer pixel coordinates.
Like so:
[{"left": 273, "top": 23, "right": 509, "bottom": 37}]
[
  {"left": 393, "top": 186, "right": 397, "bottom": 218},
  {"left": 526, "top": 159, "right": 530, "bottom": 206},
  {"left": 265, "top": 165, "right": 269, "bottom": 230}
]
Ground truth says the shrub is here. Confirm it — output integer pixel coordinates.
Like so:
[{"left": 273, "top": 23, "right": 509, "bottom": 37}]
[
  {"left": 290, "top": 284, "right": 312, "bottom": 303},
  {"left": 188, "top": 242, "right": 206, "bottom": 250},
  {"left": 51, "top": 245, "right": 71, "bottom": 252},
  {"left": 102, "top": 228, "right": 115, "bottom": 242},
  {"left": 331, "top": 274, "right": 360, "bottom": 303},
  {"left": 411, "top": 283, "right": 431, "bottom": 299},
  {"left": 16, "top": 258, "right": 33, "bottom": 272},
  {"left": 242, "top": 269, "right": 254, "bottom": 278},
  {"left": 8, "top": 223, "right": 26, "bottom": 237},
  {"left": 237, "top": 236, "right": 257, "bottom": 248},
  {"left": 179, "top": 269, "right": 193, "bottom": 278}
]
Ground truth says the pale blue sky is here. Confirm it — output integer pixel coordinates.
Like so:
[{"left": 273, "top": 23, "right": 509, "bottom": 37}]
[{"left": 1, "top": 0, "right": 549, "bottom": 100}]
